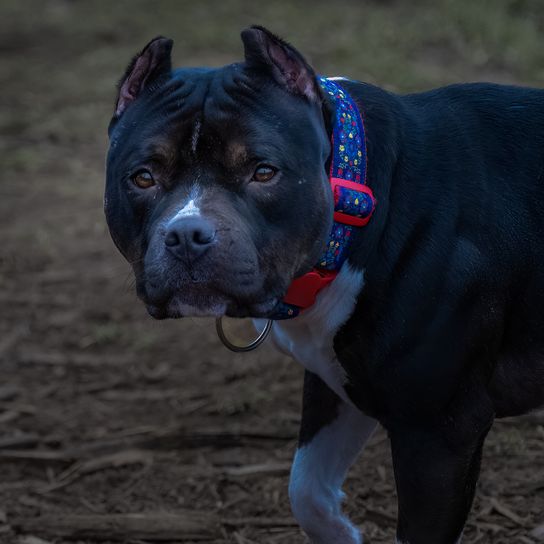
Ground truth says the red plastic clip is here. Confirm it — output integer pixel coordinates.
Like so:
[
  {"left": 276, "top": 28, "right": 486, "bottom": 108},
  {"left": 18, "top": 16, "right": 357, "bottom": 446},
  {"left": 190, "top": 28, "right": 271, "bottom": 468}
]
[{"left": 282, "top": 269, "right": 338, "bottom": 309}]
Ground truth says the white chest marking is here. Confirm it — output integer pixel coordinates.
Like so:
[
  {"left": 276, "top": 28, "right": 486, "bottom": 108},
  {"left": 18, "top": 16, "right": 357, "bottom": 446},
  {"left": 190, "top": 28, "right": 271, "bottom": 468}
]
[{"left": 257, "top": 264, "right": 364, "bottom": 403}]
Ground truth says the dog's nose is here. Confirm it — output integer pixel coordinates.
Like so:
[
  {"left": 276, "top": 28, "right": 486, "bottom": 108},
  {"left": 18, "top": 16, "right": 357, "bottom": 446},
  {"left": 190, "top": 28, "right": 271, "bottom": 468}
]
[{"left": 164, "top": 217, "right": 216, "bottom": 259}]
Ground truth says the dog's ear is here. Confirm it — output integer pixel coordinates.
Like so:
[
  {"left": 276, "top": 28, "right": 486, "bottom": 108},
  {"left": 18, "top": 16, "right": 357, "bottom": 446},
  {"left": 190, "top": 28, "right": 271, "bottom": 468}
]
[
  {"left": 241, "top": 26, "right": 319, "bottom": 102},
  {"left": 114, "top": 36, "right": 173, "bottom": 118}
]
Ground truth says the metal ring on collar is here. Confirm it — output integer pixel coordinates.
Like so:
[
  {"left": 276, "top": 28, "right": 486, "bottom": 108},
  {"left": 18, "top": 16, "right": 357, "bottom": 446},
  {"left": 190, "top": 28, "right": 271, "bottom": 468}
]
[{"left": 215, "top": 317, "right": 272, "bottom": 353}]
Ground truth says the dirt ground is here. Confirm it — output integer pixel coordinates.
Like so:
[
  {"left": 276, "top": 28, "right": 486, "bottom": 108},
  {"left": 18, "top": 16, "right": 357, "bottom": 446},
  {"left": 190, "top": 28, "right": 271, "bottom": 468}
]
[{"left": 1, "top": 1, "right": 543, "bottom": 543}]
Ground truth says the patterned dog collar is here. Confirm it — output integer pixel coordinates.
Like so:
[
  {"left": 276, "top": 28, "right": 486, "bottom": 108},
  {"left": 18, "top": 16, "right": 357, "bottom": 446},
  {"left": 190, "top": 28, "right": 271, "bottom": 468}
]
[{"left": 271, "top": 76, "right": 376, "bottom": 320}]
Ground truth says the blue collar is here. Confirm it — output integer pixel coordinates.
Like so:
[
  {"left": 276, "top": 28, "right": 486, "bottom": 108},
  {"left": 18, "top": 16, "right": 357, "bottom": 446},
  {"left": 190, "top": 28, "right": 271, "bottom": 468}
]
[{"left": 271, "top": 76, "right": 376, "bottom": 320}]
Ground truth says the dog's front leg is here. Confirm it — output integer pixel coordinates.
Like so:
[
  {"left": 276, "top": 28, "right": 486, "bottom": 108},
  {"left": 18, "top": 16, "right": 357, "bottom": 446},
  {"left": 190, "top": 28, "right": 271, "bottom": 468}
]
[
  {"left": 289, "top": 370, "right": 377, "bottom": 544},
  {"left": 390, "top": 393, "right": 494, "bottom": 544}
]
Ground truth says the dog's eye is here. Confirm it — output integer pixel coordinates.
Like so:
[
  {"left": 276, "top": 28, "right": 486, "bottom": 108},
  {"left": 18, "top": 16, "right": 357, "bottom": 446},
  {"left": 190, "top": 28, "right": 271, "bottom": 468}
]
[
  {"left": 251, "top": 165, "right": 277, "bottom": 183},
  {"left": 131, "top": 169, "right": 155, "bottom": 189}
]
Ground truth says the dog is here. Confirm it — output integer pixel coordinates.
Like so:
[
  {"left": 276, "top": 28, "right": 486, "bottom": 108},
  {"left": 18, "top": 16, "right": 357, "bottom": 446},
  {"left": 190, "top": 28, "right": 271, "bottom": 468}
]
[{"left": 104, "top": 26, "right": 544, "bottom": 544}]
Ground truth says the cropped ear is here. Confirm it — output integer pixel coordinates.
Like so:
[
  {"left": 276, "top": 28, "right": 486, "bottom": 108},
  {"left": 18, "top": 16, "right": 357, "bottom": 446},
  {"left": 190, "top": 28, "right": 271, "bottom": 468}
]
[
  {"left": 241, "top": 26, "right": 319, "bottom": 102},
  {"left": 114, "top": 36, "right": 173, "bottom": 118}
]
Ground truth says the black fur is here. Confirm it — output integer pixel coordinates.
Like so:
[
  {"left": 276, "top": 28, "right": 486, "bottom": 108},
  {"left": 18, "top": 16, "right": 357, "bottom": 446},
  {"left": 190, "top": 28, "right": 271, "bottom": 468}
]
[
  {"left": 105, "top": 29, "right": 544, "bottom": 544},
  {"left": 298, "top": 370, "right": 341, "bottom": 447},
  {"left": 335, "top": 80, "right": 544, "bottom": 542},
  {"left": 339, "top": 80, "right": 544, "bottom": 422}
]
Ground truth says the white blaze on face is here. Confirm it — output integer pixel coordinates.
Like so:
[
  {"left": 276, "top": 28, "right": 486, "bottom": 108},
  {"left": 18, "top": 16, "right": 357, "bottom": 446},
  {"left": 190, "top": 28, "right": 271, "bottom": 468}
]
[
  {"left": 172, "top": 198, "right": 200, "bottom": 221},
  {"left": 164, "top": 190, "right": 203, "bottom": 231},
  {"left": 191, "top": 119, "right": 201, "bottom": 154}
]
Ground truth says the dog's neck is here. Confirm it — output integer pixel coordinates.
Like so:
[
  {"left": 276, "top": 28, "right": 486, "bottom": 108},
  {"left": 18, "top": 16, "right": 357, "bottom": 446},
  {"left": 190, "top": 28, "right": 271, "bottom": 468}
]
[
  {"left": 255, "top": 262, "right": 365, "bottom": 403},
  {"left": 271, "top": 76, "right": 377, "bottom": 321}
]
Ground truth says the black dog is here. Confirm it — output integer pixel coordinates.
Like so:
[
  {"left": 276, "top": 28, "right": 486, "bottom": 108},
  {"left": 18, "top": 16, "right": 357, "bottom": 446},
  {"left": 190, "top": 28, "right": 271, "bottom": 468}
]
[{"left": 105, "top": 26, "right": 544, "bottom": 544}]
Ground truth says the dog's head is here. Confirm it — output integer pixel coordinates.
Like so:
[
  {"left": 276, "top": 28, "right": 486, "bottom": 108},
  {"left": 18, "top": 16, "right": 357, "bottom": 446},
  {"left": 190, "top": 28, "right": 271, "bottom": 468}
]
[{"left": 105, "top": 26, "right": 332, "bottom": 318}]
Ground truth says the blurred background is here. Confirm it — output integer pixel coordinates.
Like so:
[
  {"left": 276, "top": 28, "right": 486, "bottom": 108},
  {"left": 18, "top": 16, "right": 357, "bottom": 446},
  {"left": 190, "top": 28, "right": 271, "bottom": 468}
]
[{"left": 1, "top": 1, "right": 543, "bottom": 542}]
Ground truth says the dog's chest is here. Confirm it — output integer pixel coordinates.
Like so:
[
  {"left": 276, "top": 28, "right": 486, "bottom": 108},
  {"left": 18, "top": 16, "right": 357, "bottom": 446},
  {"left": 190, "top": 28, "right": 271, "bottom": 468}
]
[{"left": 257, "top": 265, "right": 364, "bottom": 402}]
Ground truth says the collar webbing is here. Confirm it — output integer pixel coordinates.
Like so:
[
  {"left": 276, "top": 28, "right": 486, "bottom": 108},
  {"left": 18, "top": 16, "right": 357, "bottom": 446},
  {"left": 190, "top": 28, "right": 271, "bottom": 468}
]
[{"left": 270, "top": 76, "right": 376, "bottom": 320}]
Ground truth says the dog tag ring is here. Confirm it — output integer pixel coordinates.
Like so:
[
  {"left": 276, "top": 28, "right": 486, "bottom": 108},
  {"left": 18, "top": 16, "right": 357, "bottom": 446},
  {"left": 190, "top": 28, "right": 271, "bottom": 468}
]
[{"left": 215, "top": 317, "right": 272, "bottom": 352}]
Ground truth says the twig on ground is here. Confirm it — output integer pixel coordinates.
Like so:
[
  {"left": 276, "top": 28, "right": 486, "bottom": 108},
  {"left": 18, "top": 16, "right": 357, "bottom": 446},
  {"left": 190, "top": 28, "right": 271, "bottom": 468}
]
[
  {"left": 0, "top": 433, "right": 40, "bottom": 449},
  {"left": 531, "top": 522, "right": 544, "bottom": 541},
  {"left": 0, "top": 326, "right": 27, "bottom": 359},
  {"left": 38, "top": 449, "right": 153, "bottom": 493},
  {"left": 15, "top": 349, "right": 132, "bottom": 367},
  {"left": 12, "top": 512, "right": 221, "bottom": 541},
  {"left": 0, "top": 426, "right": 294, "bottom": 463},
  {"left": 222, "top": 517, "right": 298, "bottom": 528},
  {"left": 0, "top": 384, "right": 21, "bottom": 402},
  {"left": 490, "top": 498, "right": 528, "bottom": 527},
  {"left": 17, "top": 536, "right": 54, "bottom": 544},
  {"left": 222, "top": 462, "right": 291, "bottom": 477}
]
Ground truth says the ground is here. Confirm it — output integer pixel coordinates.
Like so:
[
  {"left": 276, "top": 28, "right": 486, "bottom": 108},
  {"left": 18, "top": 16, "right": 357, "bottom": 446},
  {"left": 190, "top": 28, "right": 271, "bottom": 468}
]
[{"left": 0, "top": 1, "right": 543, "bottom": 543}]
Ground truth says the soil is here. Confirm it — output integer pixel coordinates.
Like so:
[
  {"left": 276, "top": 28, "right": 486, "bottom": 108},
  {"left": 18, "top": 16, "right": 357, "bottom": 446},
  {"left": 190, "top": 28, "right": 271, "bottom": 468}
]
[{"left": 0, "top": 1, "right": 543, "bottom": 543}]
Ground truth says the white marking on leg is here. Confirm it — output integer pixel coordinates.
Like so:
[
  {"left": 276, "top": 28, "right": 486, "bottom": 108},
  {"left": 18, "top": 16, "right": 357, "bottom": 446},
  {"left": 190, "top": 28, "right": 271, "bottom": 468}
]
[{"left": 289, "top": 402, "right": 377, "bottom": 544}]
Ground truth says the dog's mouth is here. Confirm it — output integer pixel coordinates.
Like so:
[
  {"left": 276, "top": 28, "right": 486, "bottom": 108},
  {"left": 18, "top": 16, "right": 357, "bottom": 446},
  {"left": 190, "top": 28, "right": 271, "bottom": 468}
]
[
  {"left": 144, "top": 293, "right": 280, "bottom": 320},
  {"left": 137, "top": 263, "right": 286, "bottom": 320}
]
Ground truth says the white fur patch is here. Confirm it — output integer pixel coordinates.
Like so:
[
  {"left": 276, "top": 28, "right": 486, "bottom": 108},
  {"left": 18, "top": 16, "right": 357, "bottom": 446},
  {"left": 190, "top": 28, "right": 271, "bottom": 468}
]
[
  {"left": 170, "top": 198, "right": 201, "bottom": 223},
  {"left": 257, "top": 263, "right": 372, "bottom": 542},
  {"left": 169, "top": 298, "right": 226, "bottom": 317},
  {"left": 289, "top": 402, "right": 377, "bottom": 544},
  {"left": 191, "top": 119, "right": 201, "bottom": 154},
  {"left": 259, "top": 263, "right": 364, "bottom": 402}
]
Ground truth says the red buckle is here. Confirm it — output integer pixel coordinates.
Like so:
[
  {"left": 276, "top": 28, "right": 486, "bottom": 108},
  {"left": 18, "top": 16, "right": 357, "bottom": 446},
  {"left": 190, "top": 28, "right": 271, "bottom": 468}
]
[
  {"left": 281, "top": 179, "right": 375, "bottom": 311},
  {"left": 282, "top": 269, "right": 338, "bottom": 308},
  {"left": 330, "top": 177, "right": 376, "bottom": 227}
]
